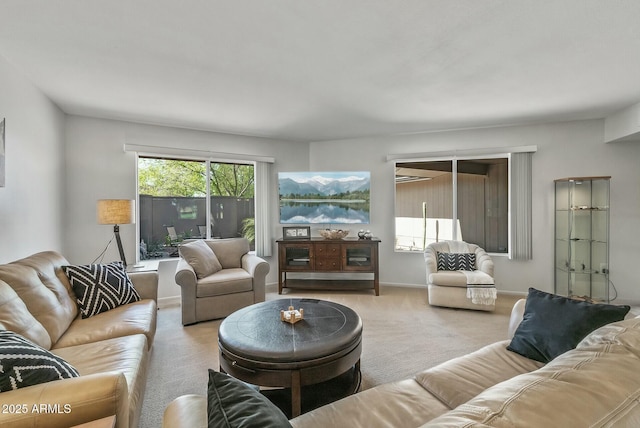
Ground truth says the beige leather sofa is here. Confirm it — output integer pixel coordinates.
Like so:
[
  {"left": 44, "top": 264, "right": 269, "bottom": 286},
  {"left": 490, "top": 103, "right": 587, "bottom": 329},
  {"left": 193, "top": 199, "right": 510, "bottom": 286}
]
[
  {"left": 425, "top": 240, "right": 496, "bottom": 311},
  {"left": 175, "top": 238, "right": 270, "bottom": 325},
  {"left": 162, "top": 299, "right": 640, "bottom": 427},
  {"left": 0, "top": 251, "right": 158, "bottom": 428}
]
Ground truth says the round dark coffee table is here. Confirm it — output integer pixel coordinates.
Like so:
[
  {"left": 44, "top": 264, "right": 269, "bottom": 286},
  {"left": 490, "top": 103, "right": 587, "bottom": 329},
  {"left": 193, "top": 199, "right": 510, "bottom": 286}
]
[{"left": 218, "top": 298, "right": 362, "bottom": 417}]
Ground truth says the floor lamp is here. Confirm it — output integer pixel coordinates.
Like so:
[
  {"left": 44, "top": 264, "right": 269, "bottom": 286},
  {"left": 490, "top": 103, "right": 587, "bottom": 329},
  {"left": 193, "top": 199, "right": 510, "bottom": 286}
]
[{"left": 97, "top": 199, "right": 135, "bottom": 267}]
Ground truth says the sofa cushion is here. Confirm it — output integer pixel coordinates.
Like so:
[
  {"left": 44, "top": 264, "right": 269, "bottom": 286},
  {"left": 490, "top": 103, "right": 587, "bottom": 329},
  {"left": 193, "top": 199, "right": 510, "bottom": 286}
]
[
  {"left": 62, "top": 262, "right": 141, "bottom": 319},
  {"left": 0, "top": 280, "right": 52, "bottom": 349},
  {"left": 196, "top": 268, "right": 253, "bottom": 298},
  {"left": 53, "top": 333, "right": 150, "bottom": 428},
  {"left": 290, "top": 378, "right": 450, "bottom": 428},
  {"left": 0, "top": 251, "right": 78, "bottom": 347},
  {"left": 578, "top": 316, "right": 640, "bottom": 358},
  {"left": 437, "top": 252, "right": 476, "bottom": 271},
  {"left": 428, "top": 271, "right": 468, "bottom": 287},
  {"left": 423, "top": 318, "right": 640, "bottom": 427},
  {"left": 207, "top": 369, "right": 292, "bottom": 428},
  {"left": 179, "top": 239, "right": 222, "bottom": 279},
  {"left": 415, "top": 340, "right": 544, "bottom": 409},
  {"left": 507, "top": 287, "right": 630, "bottom": 363},
  {"left": 0, "top": 330, "right": 79, "bottom": 391},
  {"left": 53, "top": 299, "right": 157, "bottom": 350}
]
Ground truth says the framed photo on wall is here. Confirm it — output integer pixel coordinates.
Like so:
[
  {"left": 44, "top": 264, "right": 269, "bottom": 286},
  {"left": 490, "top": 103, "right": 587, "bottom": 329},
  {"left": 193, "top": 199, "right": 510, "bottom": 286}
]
[{"left": 283, "top": 226, "right": 311, "bottom": 240}]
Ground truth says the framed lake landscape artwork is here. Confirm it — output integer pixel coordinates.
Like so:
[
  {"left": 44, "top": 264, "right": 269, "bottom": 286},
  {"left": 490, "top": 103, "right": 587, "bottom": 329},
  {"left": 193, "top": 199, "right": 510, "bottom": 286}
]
[
  {"left": 278, "top": 171, "right": 370, "bottom": 224},
  {"left": 0, "top": 118, "right": 5, "bottom": 187}
]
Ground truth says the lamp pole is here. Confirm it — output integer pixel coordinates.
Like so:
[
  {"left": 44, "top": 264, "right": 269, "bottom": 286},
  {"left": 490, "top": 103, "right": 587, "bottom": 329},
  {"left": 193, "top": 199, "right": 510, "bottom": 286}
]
[{"left": 113, "top": 224, "right": 127, "bottom": 267}]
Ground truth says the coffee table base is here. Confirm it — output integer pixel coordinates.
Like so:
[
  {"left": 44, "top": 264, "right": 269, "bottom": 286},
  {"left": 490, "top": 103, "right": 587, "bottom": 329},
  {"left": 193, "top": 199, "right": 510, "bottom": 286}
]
[
  {"left": 218, "top": 298, "right": 363, "bottom": 418},
  {"left": 219, "top": 344, "right": 361, "bottom": 417},
  {"left": 261, "top": 364, "right": 361, "bottom": 419}
]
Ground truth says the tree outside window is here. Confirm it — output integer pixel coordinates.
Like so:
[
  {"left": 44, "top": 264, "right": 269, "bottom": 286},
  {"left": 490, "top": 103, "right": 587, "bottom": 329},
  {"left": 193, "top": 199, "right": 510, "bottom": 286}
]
[{"left": 138, "top": 157, "right": 255, "bottom": 260}]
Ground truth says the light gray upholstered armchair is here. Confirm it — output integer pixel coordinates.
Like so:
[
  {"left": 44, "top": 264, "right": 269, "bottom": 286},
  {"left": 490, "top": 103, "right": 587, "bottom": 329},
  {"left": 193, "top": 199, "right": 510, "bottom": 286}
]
[
  {"left": 424, "top": 240, "right": 495, "bottom": 311},
  {"left": 175, "top": 238, "right": 270, "bottom": 325}
]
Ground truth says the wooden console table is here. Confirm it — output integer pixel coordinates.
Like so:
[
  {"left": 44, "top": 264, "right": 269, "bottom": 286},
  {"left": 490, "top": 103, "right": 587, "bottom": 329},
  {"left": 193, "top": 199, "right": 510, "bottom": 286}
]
[{"left": 277, "top": 238, "right": 380, "bottom": 295}]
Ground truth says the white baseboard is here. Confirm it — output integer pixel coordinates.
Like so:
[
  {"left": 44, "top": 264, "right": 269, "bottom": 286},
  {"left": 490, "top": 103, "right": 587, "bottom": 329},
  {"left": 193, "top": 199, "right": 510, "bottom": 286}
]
[
  {"left": 498, "top": 290, "right": 528, "bottom": 298},
  {"left": 268, "top": 281, "right": 528, "bottom": 295},
  {"left": 209, "top": 282, "right": 527, "bottom": 305},
  {"left": 380, "top": 282, "right": 426, "bottom": 289}
]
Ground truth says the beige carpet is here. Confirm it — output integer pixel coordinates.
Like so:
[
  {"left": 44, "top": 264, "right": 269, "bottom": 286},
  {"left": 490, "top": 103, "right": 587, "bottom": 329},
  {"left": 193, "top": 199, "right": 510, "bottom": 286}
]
[{"left": 139, "top": 285, "right": 520, "bottom": 428}]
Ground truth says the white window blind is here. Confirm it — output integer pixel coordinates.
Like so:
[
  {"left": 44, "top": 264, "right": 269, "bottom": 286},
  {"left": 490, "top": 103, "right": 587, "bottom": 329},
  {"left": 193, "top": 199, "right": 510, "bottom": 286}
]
[
  {"left": 254, "top": 161, "right": 272, "bottom": 257},
  {"left": 510, "top": 151, "right": 533, "bottom": 260}
]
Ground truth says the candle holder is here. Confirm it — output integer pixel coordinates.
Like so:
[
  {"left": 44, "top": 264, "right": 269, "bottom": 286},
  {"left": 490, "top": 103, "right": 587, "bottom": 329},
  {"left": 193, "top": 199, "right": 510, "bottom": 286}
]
[{"left": 280, "top": 306, "right": 304, "bottom": 324}]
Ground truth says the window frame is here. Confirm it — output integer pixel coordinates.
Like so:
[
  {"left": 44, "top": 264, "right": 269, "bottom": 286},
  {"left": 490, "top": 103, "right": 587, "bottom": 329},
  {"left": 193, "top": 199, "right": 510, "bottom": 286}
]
[
  {"left": 393, "top": 153, "right": 511, "bottom": 257},
  {"left": 135, "top": 153, "right": 256, "bottom": 262}
]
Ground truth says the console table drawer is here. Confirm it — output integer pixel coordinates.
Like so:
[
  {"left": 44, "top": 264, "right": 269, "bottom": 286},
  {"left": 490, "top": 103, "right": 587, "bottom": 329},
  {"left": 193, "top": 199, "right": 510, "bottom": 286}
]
[
  {"left": 315, "top": 244, "right": 341, "bottom": 256},
  {"left": 315, "top": 258, "right": 341, "bottom": 270}
]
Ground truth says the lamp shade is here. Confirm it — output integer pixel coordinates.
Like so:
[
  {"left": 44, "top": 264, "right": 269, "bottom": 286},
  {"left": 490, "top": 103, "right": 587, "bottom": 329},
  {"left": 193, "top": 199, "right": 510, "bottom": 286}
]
[{"left": 97, "top": 199, "right": 135, "bottom": 225}]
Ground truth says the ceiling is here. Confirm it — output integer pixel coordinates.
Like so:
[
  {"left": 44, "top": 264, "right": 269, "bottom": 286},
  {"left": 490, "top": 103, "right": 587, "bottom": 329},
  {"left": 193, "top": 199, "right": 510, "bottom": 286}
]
[{"left": 1, "top": 1, "right": 640, "bottom": 142}]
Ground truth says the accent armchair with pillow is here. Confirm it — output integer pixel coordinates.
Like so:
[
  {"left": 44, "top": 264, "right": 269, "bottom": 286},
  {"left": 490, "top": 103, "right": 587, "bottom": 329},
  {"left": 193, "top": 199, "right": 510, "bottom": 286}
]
[
  {"left": 175, "top": 238, "right": 270, "bottom": 325},
  {"left": 424, "top": 240, "right": 496, "bottom": 311}
]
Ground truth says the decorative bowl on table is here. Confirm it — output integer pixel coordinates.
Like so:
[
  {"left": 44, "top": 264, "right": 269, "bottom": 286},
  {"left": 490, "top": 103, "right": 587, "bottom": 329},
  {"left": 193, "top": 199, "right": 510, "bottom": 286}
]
[{"left": 319, "top": 229, "right": 349, "bottom": 239}]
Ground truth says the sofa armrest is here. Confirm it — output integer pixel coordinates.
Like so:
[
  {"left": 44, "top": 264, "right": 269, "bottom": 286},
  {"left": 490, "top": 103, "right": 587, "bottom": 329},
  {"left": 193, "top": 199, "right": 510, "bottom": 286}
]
[
  {"left": 241, "top": 253, "right": 270, "bottom": 278},
  {"left": 162, "top": 394, "right": 207, "bottom": 428},
  {"left": 175, "top": 258, "right": 198, "bottom": 325},
  {"left": 507, "top": 298, "right": 526, "bottom": 339},
  {"left": 129, "top": 271, "right": 158, "bottom": 302},
  {"left": 474, "top": 247, "right": 494, "bottom": 277},
  {"left": 174, "top": 258, "right": 197, "bottom": 289},
  {"left": 0, "top": 372, "right": 128, "bottom": 428},
  {"left": 424, "top": 247, "right": 437, "bottom": 280},
  {"left": 242, "top": 254, "right": 270, "bottom": 303}
]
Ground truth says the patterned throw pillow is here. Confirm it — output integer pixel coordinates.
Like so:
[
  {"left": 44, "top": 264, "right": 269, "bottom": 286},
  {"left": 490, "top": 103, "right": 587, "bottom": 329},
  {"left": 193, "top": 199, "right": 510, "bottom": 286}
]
[
  {"left": 62, "top": 261, "right": 141, "bottom": 318},
  {"left": 0, "top": 330, "right": 79, "bottom": 391},
  {"left": 437, "top": 252, "right": 476, "bottom": 271}
]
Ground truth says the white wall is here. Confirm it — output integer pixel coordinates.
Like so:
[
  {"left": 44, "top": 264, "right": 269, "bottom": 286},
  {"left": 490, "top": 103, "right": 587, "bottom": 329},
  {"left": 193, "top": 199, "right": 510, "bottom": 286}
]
[
  {"left": 310, "top": 120, "right": 640, "bottom": 304},
  {"left": 63, "top": 115, "right": 309, "bottom": 298},
  {"left": 6, "top": 81, "right": 632, "bottom": 304},
  {"left": 0, "top": 55, "right": 65, "bottom": 263}
]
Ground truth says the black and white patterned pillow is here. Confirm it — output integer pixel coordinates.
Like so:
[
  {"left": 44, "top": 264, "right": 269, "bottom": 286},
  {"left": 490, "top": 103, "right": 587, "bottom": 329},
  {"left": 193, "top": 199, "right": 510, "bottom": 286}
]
[
  {"left": 0, "top": 330, "right": 79, "bottom": 391},
  {"left": 437, "top": 252, "right": 476, "bottom": 271},
  {"left": 62, "top": 261, "right": 141, "bottom": 318}
]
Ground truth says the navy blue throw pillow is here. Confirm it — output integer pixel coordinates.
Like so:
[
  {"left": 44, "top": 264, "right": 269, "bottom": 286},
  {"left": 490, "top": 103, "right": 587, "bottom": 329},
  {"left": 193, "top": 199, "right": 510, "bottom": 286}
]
[
  {"left": 507, "top": 288, "right": 630, "bottom": 363},
  {"left": 207, "top": 370, "right": 292, "bottom": 428}
]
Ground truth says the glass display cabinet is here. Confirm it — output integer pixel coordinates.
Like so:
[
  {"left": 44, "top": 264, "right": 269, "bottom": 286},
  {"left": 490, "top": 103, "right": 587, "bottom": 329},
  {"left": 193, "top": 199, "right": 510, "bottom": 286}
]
[{"left": 554, "top": 176, "right": 610, "bottom": 302}]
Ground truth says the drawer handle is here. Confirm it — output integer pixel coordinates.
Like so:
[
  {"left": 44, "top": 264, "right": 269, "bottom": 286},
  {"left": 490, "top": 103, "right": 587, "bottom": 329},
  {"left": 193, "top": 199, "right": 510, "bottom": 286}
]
[{"left": 223, "top": 354, "right": 256, "bottom": 374}]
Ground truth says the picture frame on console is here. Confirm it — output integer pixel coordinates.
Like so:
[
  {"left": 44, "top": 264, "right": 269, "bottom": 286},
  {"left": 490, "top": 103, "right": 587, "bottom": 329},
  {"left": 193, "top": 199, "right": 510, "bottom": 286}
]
[{"left": 283, "top": 226, "right": 310, "bottom": 240}]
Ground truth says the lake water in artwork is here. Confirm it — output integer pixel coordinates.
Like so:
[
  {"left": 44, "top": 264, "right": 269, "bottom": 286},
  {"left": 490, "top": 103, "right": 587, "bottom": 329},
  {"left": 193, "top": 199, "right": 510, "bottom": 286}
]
[
  {"left": 280, "top": 200, "right": 370, "bottom": 224},
  {"left": 278, "top": 171, "right": 370, "bottom": 223}
]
